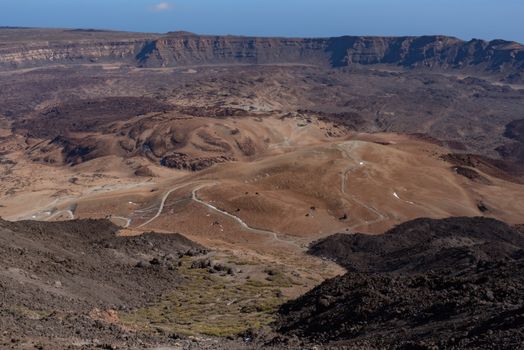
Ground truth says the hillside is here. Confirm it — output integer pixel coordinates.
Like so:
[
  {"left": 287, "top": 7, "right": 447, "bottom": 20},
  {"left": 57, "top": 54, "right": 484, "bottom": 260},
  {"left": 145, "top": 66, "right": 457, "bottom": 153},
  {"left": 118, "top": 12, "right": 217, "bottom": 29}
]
[
  {"left": 0, "top": 218, "right": 209, "bottom": 348},
  {"left": 308, "top": 216, "right": 524, "bottom": 272},
  {"left": 276, "top": 217, "right": 524, "bottom": 349}
]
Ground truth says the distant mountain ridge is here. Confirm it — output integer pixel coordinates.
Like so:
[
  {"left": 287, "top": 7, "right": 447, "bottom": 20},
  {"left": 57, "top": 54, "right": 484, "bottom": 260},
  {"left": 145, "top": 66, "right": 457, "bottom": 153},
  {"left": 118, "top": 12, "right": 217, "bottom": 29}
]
[{"left": 0, "top": 28, "right": 522, "bottom": 79}]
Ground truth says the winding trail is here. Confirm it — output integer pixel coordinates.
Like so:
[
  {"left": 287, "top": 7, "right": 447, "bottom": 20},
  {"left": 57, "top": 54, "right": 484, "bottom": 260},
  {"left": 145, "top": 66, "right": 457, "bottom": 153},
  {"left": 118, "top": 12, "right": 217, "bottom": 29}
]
[
  {"left": 112, "top": 216, "right": 131, "bottom": 228},
  {"left": 137, "top": 183, "right": 193, "bottom": 228},
  {"left": 191, "top": 184, "right": 302, "bottom": 248},
  {"left": 336, "top": 142, "right": 389, "bottom": 231},
  {"left": 135, "top": 181, "right": 301, "bottom": 248},
  {"left": 10, "top": 181, "right": 156, "bottom": 222},
  {"left": 47, "top": 210, "right": 75, "bottom": 221},
  {"left": 13, "top": 197, "right": 65, "bottom": 221}
]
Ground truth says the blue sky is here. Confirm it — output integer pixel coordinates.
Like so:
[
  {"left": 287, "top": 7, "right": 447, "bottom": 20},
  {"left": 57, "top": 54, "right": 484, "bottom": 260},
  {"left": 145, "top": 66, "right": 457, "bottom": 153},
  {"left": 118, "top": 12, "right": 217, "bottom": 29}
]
[{"left": 1, "top": 0, "right": 523, "bottom": 42}]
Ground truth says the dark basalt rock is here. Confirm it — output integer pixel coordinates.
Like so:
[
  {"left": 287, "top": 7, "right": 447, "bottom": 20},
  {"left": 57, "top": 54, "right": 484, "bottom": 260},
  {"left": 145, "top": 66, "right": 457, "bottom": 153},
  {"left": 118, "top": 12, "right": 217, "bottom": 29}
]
[
  {"left": 160, "top": 152, "right": 235, "bottom": 171},
  {"left": 276, "top": 217, "right": 524, "bottom": 349},
  {"left": 452, "top": 166, "right": 493, "bottom": 185},
  {"left": 308, "top": 216, "right": 524, "bottom": 273}
]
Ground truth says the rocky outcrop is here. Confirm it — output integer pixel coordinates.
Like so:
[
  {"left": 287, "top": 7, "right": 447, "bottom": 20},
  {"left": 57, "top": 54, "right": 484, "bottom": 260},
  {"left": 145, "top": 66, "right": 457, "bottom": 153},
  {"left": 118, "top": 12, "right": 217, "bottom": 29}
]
[
  {"left": 276, "top": 217, "right": 524, "bottom": 348},
  {"left": 13, "top": 96, "right": 173, "bottom": 139},
  {"left": 308, "top": 216, "right": 524, "bottom": 273},
  {"left": 499, "top": 119, "right": 524, "bottom": 163},
  {"left": 160, "top": 152, "right": 235, "bottom": 171},
  {"left": 0, "top": 29, "right": 522, "bottom": 77},
  {"left": 442, "top": 153, "right": 524, "bottom": 184}
]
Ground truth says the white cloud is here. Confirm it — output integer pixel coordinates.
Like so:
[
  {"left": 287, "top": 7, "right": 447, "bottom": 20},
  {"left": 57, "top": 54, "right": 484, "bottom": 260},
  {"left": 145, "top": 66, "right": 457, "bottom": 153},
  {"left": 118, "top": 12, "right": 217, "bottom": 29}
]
[{"left": 150, "top": 2, "right": 174, "bottom": 12}]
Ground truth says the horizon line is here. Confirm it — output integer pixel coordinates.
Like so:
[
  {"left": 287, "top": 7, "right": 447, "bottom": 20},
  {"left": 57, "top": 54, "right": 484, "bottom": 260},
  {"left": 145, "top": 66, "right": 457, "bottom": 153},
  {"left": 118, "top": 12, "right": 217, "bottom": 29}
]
[{"left": 1, "top": 26, "right": 523, "bottom": 45}]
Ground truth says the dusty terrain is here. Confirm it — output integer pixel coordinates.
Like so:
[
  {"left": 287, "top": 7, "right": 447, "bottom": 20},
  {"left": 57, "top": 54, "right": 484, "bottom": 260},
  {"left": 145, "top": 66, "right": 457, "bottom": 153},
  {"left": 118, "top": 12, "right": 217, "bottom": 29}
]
[{"left": 0, "top": 28, "right": 523, "bottom": 348}]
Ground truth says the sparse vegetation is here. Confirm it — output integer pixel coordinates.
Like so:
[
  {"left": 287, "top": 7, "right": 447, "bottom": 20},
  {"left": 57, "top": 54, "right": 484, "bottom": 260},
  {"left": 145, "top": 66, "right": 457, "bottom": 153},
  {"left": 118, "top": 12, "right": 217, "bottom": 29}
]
[
  {"left": 7, "top": 306, "right": 53, "bottom": 321},
  {"left": 120, "top": 256, "right": 290, "bottom": 337}
]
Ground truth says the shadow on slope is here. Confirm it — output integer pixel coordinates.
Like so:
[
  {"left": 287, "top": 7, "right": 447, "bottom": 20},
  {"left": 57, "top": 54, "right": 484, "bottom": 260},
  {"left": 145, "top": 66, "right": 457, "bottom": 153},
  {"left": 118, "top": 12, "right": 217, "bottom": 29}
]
[
  {"left": 276, "top": 217, "right": 524, "bottom": 349},
  {"left": 0, "top": 218, "right": 206, "bottom": 347}
]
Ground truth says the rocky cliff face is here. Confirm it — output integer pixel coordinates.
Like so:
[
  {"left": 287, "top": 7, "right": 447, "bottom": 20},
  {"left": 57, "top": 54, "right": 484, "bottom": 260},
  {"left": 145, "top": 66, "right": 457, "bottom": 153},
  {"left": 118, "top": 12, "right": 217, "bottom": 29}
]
[
  {"left": 0, "top": 29, "right": 522, "bottom": 76},
  {"left": 327, "top": 36, "right": 524, "bottom": 71},
  {"left": 136, "top": 33, "right": 330, "bottom": 67},
  {"left": 0, "top": 40, "right": 144, "bottom": 68},
  {"left": 136, "top": 33, "right": 524, "bottom": 74}
]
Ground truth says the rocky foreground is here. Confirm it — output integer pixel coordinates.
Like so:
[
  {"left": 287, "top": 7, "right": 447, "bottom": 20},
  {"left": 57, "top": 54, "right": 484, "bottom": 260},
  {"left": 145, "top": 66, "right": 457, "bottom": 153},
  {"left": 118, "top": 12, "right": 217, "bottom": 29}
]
[
  {"left": 1, "top": 217, "right": 523, "bottom": 349},
  {"left": 275, "top": 217, "right": 524, "bottom": 349},
  {"left": 0, "top": 219, "right": 208, "bottom": 349}
]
